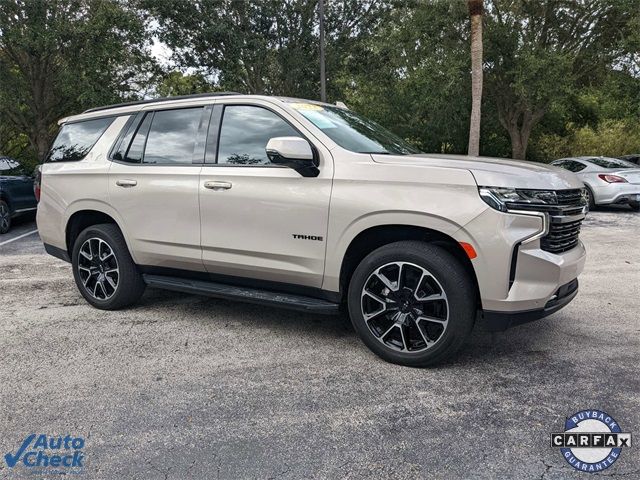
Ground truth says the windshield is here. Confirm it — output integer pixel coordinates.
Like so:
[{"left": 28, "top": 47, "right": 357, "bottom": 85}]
[
  {"left": 587, "top": 157, "right": 638, "bottom": 169},
  {"left": 288, "top": 102, "right": 421, "bottom": 155}
]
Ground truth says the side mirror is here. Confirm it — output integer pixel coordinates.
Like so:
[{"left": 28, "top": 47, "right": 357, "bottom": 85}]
[{"left": 266, "top": 137, "right": 319, "bottom": 177}]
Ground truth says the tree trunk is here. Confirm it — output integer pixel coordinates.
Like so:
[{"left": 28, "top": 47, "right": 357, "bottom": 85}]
[
  {"left": 506, "top": 126, "right": 527, "bottom": 160},
  {"left": 498, "top": 106, "right": 546, "bottom": 160},
  {"left": 467, "top": 0, "right": 483, "bottom": 157},
  {"left": 35, "top": 128, "right": 51, "bottom": 162}
]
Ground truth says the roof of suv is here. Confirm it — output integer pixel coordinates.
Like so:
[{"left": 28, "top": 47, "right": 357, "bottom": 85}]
[
  {"left": 82, "top": 92, "right": 242, "bottom": 114},
  {"left": 61, "top": 93, "right": 335, "bottom": 125}
]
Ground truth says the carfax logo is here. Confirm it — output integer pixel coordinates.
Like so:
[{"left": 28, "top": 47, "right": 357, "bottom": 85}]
[
  {"left": 551, "top": 410, "right": 632, "bottom": 473},
  {"left": 4, "top": 434, "right": 85, "bottom": 474}
]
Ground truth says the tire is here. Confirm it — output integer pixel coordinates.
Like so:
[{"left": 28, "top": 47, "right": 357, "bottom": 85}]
[
  {"left": 0, "top": 200, "right": 11, "bottom": 234},
  {"left": 71, "top": 223, "right": 145, "bottom": 310},
  {"left": 347, "top": 241, "right": 476, "bottom": 367},
  {"left": 629, "top": 201, "right": 640, "bottom": 212},
  {"left": 585, "top": 185, "right": 596, "bottom": 210}
]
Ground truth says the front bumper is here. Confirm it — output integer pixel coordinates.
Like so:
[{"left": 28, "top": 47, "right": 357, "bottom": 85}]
[
  {"left": 455, "top": 207, "right": 586, "bottom": 320},
  {"left": 482, "top": 279, "right": 579, "bottom": 331}
]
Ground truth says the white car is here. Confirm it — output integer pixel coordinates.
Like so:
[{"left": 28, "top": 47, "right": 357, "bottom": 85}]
[{"left": 552, "top": 156, "right": 640, "bottom": 211}]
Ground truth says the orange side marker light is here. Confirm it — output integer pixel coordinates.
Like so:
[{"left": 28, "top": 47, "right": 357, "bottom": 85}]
[{"left": 459, "top": 242, "right": 477, "bottom": 259}]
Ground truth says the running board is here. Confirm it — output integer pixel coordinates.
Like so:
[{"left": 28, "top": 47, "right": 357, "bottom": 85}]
[{"left": 142, "top": 274, "right": 340, "bottom": 315}]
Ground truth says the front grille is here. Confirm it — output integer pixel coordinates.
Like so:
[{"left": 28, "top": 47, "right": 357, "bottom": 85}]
[
  {"left": 555, "top": 189, "right": 584, "bottom": 206},
  {"left": 541, "top": 189, "right": 586, "bottom": 254},
  {"left": 507, "top": 188, "right": 586, "bottom": 254},
  {"left": 541, "top": 219, "right": 582, "bottom": 253}
]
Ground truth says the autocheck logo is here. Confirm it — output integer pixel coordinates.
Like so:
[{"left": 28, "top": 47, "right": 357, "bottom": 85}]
[
  {"left": 4, "top": 434, "right": 85, "bottom": 474},
  {"left": 551, "top": 410, "right": 632, "bottom": 473}
]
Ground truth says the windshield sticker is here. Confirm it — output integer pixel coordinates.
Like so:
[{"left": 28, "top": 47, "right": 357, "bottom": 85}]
[{"left": 290, "top": 103, "right": 324, "bottom": 111}]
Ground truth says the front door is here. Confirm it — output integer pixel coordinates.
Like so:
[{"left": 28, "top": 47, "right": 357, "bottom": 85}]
[{"left": 199, "top": 103, "right": 333, "bottom": 288}]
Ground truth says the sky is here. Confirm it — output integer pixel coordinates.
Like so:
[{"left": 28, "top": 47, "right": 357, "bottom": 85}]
[{"left": 151, "top": 38, "right": 172, "bottom": 66}]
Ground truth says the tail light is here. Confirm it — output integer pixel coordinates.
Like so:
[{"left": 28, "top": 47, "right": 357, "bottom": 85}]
[
  {"left": 598, "top": 174, "right": 627, "bottom": 183},
  {"left": 34, "top": 165, "right": 42, "bottom": 202}
]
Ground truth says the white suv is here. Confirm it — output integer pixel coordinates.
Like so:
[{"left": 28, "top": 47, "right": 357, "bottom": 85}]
[{"left": 36, "top": 93, "right": 587, "bottom": 366}]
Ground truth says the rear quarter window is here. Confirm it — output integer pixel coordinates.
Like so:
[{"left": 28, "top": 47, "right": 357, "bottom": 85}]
[{"left": 47, "top": 117, "right": 115, "bottom": 162}]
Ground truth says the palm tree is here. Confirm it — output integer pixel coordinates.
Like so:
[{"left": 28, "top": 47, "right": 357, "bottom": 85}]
[{"left": 467, "top": 0, "right": 484, "bottom": 157}]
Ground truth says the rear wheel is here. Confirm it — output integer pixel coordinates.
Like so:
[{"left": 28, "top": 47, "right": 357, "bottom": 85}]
[
  {"left": 629, "top": 201, "right": 640, "bottom": 212},
  {"left": 72, "top": 223, "right": 145, "bottom": 310},
  {"left": 0, "top": 200, "right": 11, "bottom": 234},
  {"left": 347, "top": 241, "right": 476, "bottom": 367}
]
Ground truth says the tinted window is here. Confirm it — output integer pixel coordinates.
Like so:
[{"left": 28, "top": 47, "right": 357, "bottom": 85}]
[
  {"left": 569, "top": 161, "right": 586, "bottom": 172},
  {"left": 124, "top": 113, "right": 153, "bottom": 163},
  {"left": 587, "top": 157, "right": 637, "bottom": 169},
  {"left": 288, "top": 102, "right": 420, "bottom": 155},
  {"left": 143, "top": 108, "right": 202, "bottom": 164},
  {"left": 47, "top": 117, "right": 114, "bottom": 162},
  {"left": 217, "top": 106, "right": 300, "bottom": 165}
]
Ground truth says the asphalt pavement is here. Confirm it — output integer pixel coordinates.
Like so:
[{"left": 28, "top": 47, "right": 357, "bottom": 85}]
[{"left": 0, "top": 208, "right": 638, "bottom": 479}]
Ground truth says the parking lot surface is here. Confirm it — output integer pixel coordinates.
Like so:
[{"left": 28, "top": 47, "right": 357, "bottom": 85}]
[{"left": 1, "top": 209, "right": 639, "bottom": 479}]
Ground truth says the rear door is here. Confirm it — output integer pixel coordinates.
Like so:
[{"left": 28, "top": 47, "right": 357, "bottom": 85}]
[
  {"left": 198, "top": 100, "right": 333, "bottom": 288},
  {"left": 0, "top": 163, "right": 36, "bottom": 212},
  {"left": 13, "top": 173, "right": 36, "bottom": 211},
  {"left": 108, "top": 105, "right": 211, "bottom": 271}
]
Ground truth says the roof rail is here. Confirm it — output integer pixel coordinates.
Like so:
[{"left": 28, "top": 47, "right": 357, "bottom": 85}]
[{"left": 83, "top": 92, "right": 242, "bottom": 114}]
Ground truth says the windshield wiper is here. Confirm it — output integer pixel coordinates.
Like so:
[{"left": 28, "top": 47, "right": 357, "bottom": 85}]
[{"left": 359, "top": 151, "right": 392, "bottom": 154}]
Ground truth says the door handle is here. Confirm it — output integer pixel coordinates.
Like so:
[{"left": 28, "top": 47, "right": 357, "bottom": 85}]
[
  {"left": 116, "top": 179, "right": 137, "bottom": 188},
  {"left": 204, "top": 181, "right": 232, "bottom": 190}
]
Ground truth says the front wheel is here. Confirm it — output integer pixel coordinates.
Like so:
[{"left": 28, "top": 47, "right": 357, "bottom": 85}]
[
  {"left": 347, "top": 241, "right": 476, "bottom": 367},
  {"left": 629, "top": 201, "right": 640, "bottom": 212},
  {"left": 72, "top": 223, "right": 146, "bottom": 310}
]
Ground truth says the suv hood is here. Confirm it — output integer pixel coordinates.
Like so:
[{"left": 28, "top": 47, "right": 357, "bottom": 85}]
[{"left": 372, "top": 153, "right": 584, "bottom": 190}]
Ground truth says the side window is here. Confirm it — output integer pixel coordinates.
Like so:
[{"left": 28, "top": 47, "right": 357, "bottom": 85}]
[
  {"left": 47, "top": 117, "right": 115, "bottom": 162},
  {"left": 123, "top": 113, "right": 153, "bottom": 163},
  {"left": 569, "top": 161, "right": 586, "bottom": 172},
  {"left": 142, "top": 108, "right": 203, "bottom": 165},
  {"left": 217, "top": 105, "right": 301, "bottom": 165}
]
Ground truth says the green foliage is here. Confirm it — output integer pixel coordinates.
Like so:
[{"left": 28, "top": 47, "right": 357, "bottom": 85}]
[
  {"left": 481, "top": 0, "right": 638, "bottom": 159},
  {"left": 536, "top": 120, "right": 640, "bottom": 161},
  {"left": 0, "top": 0, "right": 156, "bottom": 160},
  {"left": 155, "top": 72, "right": 214, "bottom": 97},
  {"left": 336, "top": 1, "right": 472, "bottom": 153},
  {"left": 0, "top": 0, "right": 638, "bottom": 165},
  {"left": 146, "top": 0, "right": 319, "bottom": 96},
  {"left": 145, "top": 0, "right": 390, "bottom": 99}
]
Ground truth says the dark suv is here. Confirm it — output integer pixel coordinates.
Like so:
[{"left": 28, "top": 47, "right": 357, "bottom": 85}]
[{"left": 0, "top": 157, "right": 37, "bottom": 234}]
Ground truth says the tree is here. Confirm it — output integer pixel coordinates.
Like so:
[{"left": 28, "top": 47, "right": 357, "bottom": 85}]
[
  {"left": 146, "top": 0, "right": 318, "bottom": 96},
  {"left": 155, "top": 71, "right": 213, "bottom": 97},
  {"left": 0, "top": 0, "right": 155, "bottom": 161},
  {"left": 337, "top": 1, "right": 472, "bottom": 153},
  {"left": 467, "top": 0, "right": 483, "bottom": 156},
  {"left": 146, "top": 0, "right": 390, "bottom": 100},
  {"left": 484, "top": 0, "right": 637, "bottom": 159}
]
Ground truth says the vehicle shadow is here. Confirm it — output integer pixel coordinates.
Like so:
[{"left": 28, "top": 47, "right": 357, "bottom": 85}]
[
  {"left": 136, "top": 287, "right": 556, "bottom": 367},
  {"left": 590, "top": 204, "right": 637, "bottom": 213}
]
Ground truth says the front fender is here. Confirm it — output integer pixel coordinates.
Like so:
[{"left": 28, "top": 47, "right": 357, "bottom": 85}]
[{"left": 322, "top": 211, "right": 467, "bottom": 293}]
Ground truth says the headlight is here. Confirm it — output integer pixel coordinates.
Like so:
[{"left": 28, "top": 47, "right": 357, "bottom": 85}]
[{"left": 478, "top": 187, "right": 558, "bottom": 212}]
